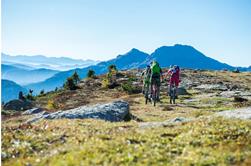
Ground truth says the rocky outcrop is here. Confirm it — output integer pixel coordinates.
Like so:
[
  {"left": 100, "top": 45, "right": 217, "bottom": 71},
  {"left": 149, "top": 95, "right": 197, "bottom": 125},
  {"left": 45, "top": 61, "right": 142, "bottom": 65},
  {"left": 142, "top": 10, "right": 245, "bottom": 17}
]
[
  {"left": 27, "top": 100, "right": 130, "bottom": 123},
  {"left": 216, "top": 107, "right": 251, "bottom": 120},
  {"left": 219, "top": 90, "right": 251, "bottom": 100},
  {"left": 139, "top": 117, "right": 192, "bottom": 128},
  {"left": 3, "top": 99, "right": 33, "bottom": 111},
  {"left": 195, "top": 84, "right": 228, "bottom": 92},
  {"left": 22, "top": 108, "right": 44, "bottom": 115},
  {"left": 177, "top": 87, "right": 190, "bottom": 95}
]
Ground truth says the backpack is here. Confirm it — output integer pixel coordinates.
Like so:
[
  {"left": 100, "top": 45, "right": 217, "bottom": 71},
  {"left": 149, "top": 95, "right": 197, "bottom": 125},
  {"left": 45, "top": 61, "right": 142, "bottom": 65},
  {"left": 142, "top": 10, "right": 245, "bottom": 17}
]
[{"left": 151, "top": 62, "right": 161, "bottom": 75}]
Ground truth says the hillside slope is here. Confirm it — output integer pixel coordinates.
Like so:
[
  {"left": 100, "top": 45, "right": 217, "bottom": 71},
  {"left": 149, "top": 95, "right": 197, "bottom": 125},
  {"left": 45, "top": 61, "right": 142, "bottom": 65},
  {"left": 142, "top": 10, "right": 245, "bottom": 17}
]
[
  {"left": 2, "top": 69, "right": 251, "bottom": 165},
  {"left": 1, "top": 64, "right": 59, "bottom": 85},
  {"left": 1, "top": 79, "right": 27, "bottom": 103}
]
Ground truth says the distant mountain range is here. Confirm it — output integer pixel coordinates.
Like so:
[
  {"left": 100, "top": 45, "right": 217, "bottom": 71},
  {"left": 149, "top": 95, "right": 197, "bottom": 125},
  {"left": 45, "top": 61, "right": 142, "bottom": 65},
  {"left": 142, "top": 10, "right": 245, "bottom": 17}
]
[
  {"left": 24, "top": 44, "right": 251, "bottom": 93},
  {"left": 1, "top": 79, "right": 27, "bottom": 103},
  {"left": 2, "top": 53, "right": 100, "bottom": 71},
  {"left": 2, "top": 44, "right": 251, "bottom": 95},
  {"left": 1, "top": 64, "right": 59, "bottom": 85}
]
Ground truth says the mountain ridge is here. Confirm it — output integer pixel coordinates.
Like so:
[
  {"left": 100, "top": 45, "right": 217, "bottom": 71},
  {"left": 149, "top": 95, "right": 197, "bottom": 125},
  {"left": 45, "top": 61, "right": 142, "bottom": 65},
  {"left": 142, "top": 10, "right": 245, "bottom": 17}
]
[
  {"left": 1, "top": 79, "right": 28, "bottom": 103},
  {"left": 16, "top": 44, "right": 251, "bottom": 93},
  {"left": 1, "top": 53, "right": 99, "bottom": 71}
]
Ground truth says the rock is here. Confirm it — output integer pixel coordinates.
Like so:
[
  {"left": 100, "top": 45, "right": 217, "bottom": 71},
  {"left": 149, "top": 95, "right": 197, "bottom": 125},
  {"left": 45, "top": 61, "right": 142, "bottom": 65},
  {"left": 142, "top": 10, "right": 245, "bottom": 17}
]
[
  {"left": 183, "top": 98, "right": 199, "bottom": 103},
  {"left": 177, "top": 87, "right": 190, "bottom": 95},
  {"left": 179, "top": 78, "right": 194, "bottom": 89},
  {"left": 117, "top": 78, "right": 129, "bottom": 83},
  {"left": 234, "top": 96, "right": 248, "bottom": 102},
  {"left": 219, "top": 91, "right": 251, "bottom": 100},
  {"left": 27, "top": 100, "right": 130, "bottom": 123},
  {"left": 22, "top": 108, "right": 43, "bottom": 115},
  {"left": 108, "top": 82, "right": 120, "bottom": 89},
  {"left": 139, "top": 117, "right": 192, "bottom": 128},
  {"left": 3, "top": 99, "right": 33, "bottom": 111},
  {"left": 219, "top": 91, "right": 241, "bottom": 98},
  {"left": 195, "top": 84, "right": 228, "bottom": 91},
  {"left": 216, "top": 107, "right": 251, "bottom": 120}
]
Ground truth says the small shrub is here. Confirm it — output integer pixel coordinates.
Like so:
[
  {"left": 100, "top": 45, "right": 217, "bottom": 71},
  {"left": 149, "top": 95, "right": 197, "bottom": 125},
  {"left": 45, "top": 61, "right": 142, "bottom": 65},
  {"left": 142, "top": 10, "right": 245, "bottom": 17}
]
[
  {"left": 47, "top": 100, "right": 58, "bottom": 109},
  {"left": 26, "top": 93, "right": 35, "bottom": 101},
  {"left": 64, "top": 77, "right": 77, "bottom": 90},
  {"left": 18, "top": 91, "right": 25, "bottom": 100},
  {"left": 102, "top": 77, "right": 110, "bottom": 88},
  {"left": 121, "top": 77, "right": 141, "bottom": 94},
  {"left": 108, "top": 64, "right": 117, "bottom": 73},
  {"left": 87, "top": 69, "right": 95, "bottom": 78},
  {"left": 40, "top": 89, "right": 45, "bottom": 95},
  {"left": 121, "top": 82, "right": 134, "bottom": 94}
]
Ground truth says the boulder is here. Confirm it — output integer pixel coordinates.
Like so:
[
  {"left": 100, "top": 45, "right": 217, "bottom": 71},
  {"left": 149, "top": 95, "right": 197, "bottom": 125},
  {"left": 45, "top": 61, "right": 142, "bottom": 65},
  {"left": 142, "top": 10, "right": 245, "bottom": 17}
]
[
  {"left": 177, "top": 87, "right": 190, "bottom": 95},
  {"left": 27, "top": 100, "right": 130, "bottom": 123},
  {"left": 219, "top": 91, "right": 251, "bottom": 100},
  {"left": 216, "top": 107, "right": 251, "bottom": 120},
  {"left": 195, "top": 84, "right": 228, "bottom": 92},
  {"left": 234, "top": 96, "right": 248, "bottom": 102},
  {"left": 139, "top": 117, "right": 192, "bottom": 129},
  {"left": 22, "top": 108, "right": 44, "bottom": 115},
  {"left": 3, "top": 99, "right": 33, "bottom": 111}
]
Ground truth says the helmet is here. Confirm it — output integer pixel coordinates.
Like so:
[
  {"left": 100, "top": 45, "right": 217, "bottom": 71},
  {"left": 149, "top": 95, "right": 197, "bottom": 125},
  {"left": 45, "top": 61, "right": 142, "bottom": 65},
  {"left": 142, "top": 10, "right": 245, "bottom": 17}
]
[
  {"left": 174, "top": 65, "right": 179, "bottom": 70},
  {"left": 147, "top": 65, "right": 150, "bottom": 68}
]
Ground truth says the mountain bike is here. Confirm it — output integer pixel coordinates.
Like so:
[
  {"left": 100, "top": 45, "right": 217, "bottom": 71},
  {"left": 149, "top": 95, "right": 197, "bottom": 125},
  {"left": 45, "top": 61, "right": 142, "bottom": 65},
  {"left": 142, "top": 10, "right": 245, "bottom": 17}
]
[{"left": 169, "top": 83, "right": 176, "bottom": 104}]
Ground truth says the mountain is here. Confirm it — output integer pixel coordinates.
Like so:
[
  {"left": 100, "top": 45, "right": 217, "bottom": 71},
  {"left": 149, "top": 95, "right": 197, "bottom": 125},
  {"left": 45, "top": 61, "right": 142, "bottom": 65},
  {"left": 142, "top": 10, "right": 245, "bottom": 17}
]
[
  {"left": 25, "top": 48, "right": 149, "bottom": 93},
  {"left": 25, "top": 44, "right": 249, "bottom": 93},
  {"left": 1, "top": 79, "right": 28, "bottom": 103},
  {"left": 142, "top": 44, "right": 234, "bottom": 70},
  {"left": 1, "top": 53, "right": 99, "bottom": 71},
  {"left": 1, "top": 64, "right": 59, "bottom": 85},
  {"left": 1, "top": 61, "right": 35, "bottom": 70}
]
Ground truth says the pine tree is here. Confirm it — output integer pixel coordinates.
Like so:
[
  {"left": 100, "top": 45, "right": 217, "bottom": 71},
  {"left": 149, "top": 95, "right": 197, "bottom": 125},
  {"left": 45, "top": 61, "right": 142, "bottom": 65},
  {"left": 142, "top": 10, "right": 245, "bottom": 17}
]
[
  {"left": 87, "top": 69, "right": 95, "bottom": 78},
  {"left": 72, "top": 71, "right": 81, "bottom": 85},
  {"left": 64, "top": 77, "right": 77, "bottom": 90}
]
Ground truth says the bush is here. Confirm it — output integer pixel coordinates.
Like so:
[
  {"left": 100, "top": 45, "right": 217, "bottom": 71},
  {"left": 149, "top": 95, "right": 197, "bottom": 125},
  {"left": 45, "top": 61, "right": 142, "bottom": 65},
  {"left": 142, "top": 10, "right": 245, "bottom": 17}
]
[
  {"left": 121, "top": 82, "right": 134, "bottom": 94},
  {"left": 108, "top": 64, "right": 117, "bottom": 73},
  {"left": 64, "top": 77, "right": 77, "bottom": 90},
  {"left": 87, "top": 69, "right": 95, "bottom": 78},
  {"left": 26, "top": 93, "right": 35, "bottom": 101},
  {"left": 121, "top": 78, "right": 139, "bottom": 94},
  {"left": 18, "top": 91, "right": 25, "bottom": 100},
  {"left": 47, "top": 100, "right": 58, "bottom": 110},
  {"left": 72, "top": 71, "right": 81, "bottom": 84},
  {"left": 102, "top": 77, "right": 110, "bottom": 88},
  {"left": 40, "top": 89, "right": 45, "bottom": 95}
]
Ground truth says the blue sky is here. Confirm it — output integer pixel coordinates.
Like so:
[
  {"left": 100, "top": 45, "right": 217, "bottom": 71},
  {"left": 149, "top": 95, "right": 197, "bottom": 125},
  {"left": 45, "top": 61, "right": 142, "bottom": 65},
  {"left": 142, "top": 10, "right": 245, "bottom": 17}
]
[{"left": 2, "top": 0, "right": 251, "bottom": 66}]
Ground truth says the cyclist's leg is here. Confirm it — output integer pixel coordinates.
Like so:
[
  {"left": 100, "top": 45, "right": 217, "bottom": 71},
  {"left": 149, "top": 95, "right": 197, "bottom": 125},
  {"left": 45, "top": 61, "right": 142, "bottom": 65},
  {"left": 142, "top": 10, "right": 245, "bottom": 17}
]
[
  {"left": 150, "top": 76, "right": 154, "bottom": 97},
  {"left": 142, "top": 81, "right": 145, "bottom": 94},
  {"left": 157, "top": 76, "right": 160, "bottom": 101},
  {"left": 175, "top": 78, "right": 179, "bottom": 97},
  {"left": 169, "top": 79, "right": 174, "bottom": 96}
]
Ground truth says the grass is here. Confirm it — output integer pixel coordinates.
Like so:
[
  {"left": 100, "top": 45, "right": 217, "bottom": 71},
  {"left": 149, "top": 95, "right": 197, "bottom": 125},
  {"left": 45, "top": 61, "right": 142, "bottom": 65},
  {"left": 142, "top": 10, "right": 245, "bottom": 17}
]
[
  {"left": 2, "top": 117, "right": 251, "bottom": 166},
  {"left": 2, "top": 69, "right": 251, "bottom": 165}
]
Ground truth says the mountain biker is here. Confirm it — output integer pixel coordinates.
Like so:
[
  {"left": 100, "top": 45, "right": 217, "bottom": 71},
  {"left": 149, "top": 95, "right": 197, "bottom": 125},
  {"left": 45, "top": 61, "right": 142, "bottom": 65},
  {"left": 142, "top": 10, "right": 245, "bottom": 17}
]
[
  {"left": 150, "top": 60, "right": 163, "bottom": 101},
  {"left": 141, "top": 65, "right": 151, "bottom": 94},
  {"left": 167, "top": 65, "right": 180, "bottom": 97}
]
